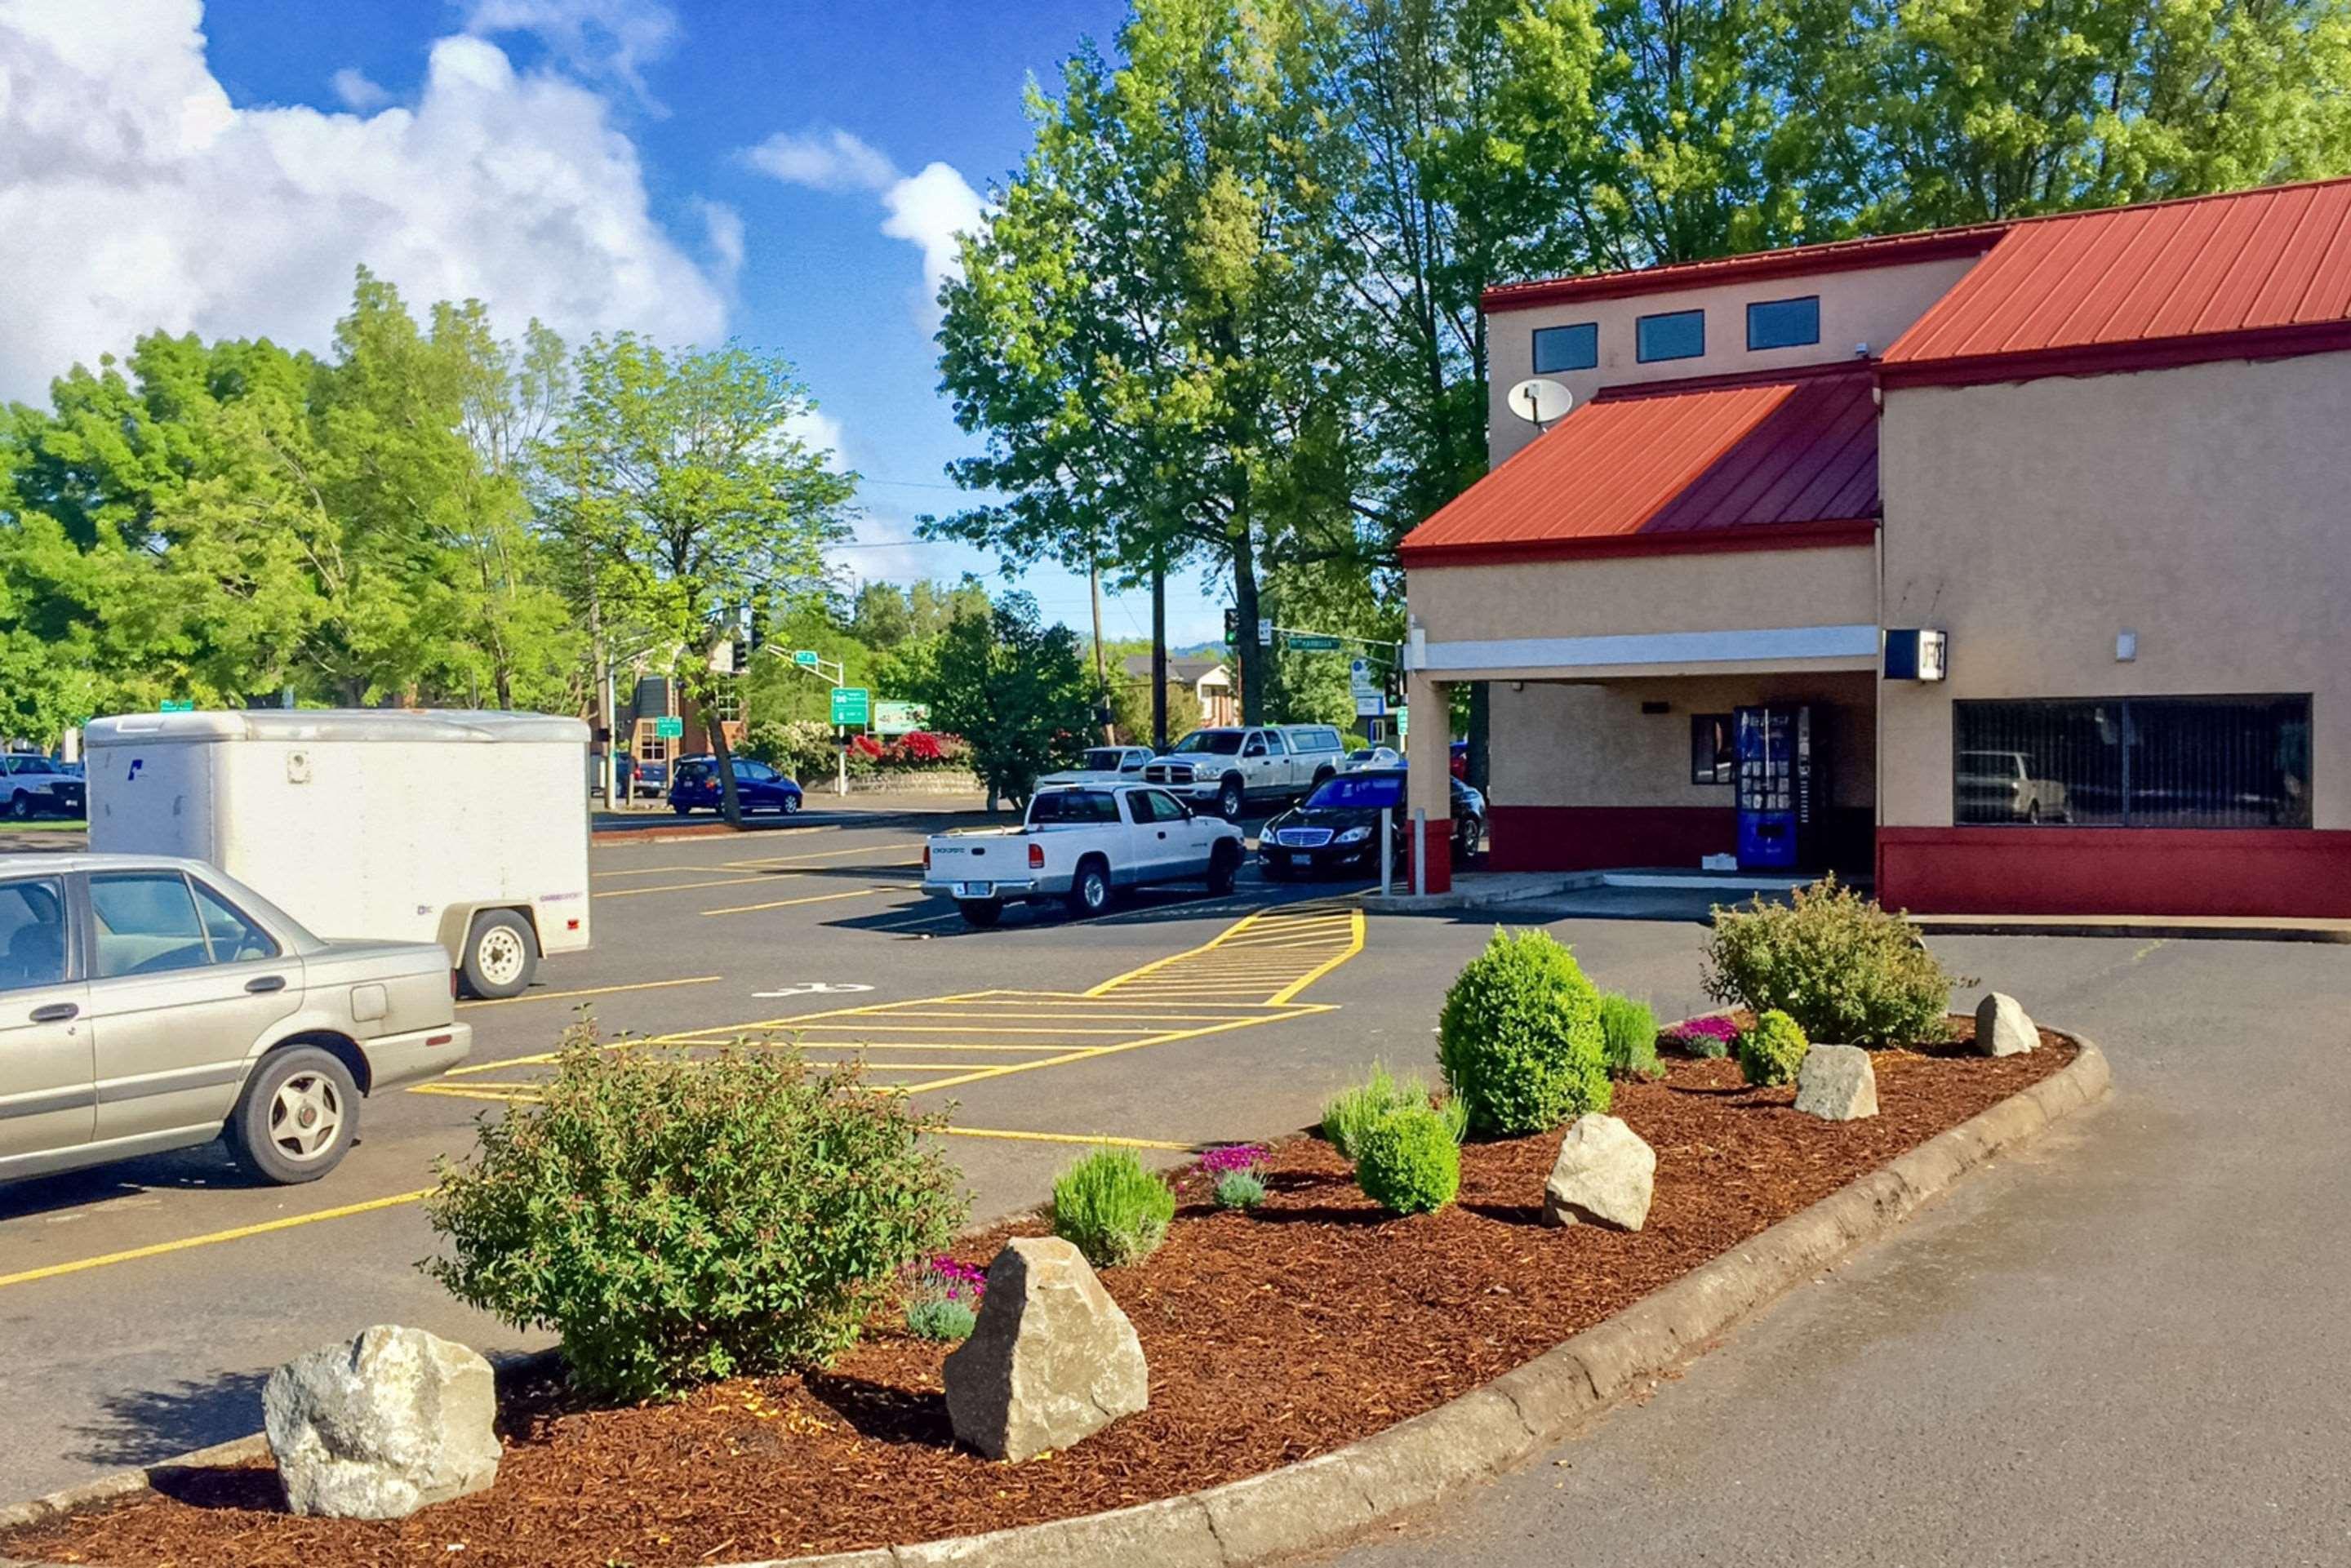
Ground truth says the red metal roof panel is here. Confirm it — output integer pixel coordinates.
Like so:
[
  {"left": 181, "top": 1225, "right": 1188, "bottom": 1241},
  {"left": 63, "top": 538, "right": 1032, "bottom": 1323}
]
[
  {"left": 1399, "top": 371, "right": 1879, "bottom": 562},
  {"left": 1884, "top": 177, "right": 2351, "bottom": 375}
]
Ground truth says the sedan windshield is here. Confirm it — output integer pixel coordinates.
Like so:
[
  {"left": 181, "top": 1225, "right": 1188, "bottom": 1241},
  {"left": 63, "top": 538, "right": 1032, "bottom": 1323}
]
[
  {"left": 1307, "top": 773, "right": 1404, "bottom": 811},
  {"left": 1171, "top": 731, "right": 1243, "bottom": 755}
]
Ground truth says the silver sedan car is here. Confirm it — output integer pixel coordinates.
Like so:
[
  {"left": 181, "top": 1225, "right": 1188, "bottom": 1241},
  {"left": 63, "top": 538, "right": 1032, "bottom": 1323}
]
[{"left": 0, "top": 854, "right": 473, "bottom": 1186}]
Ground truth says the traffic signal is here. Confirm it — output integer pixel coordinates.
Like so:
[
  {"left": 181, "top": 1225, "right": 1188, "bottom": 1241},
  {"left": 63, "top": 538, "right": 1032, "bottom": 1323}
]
[{"left": 1223, "top": 608, "right": 1238, "bottom": 645}]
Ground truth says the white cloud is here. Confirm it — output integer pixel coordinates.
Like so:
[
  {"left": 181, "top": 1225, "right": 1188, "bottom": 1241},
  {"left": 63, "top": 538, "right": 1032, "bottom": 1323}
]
[
  {"left": 881, "top": 162, "right": 989, "bottom": 315},
  {"left": 740, "top": 126, "right": 988, "bottom": 327},
  {"left": 459, "top": 0, "right": 678, "bottom": 106},
  {"left": 784, "top": 406, "right": 847, "bottom": 471},
  {"left": 741, "top": 127, "right": 899, "bottom": 194},
  {"left": 696, "top": 199, "right": 745, "bottom": 287},
  {"left": 0, "top": 0, "right": 727, "bottom": 404},
  {"left": 329, "top": 67, "right": 389, "bottom": 112}
]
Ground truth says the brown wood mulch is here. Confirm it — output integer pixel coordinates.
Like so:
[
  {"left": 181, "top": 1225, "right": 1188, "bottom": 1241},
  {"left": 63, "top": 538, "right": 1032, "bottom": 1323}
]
[{"left": 7, "top": 1021, "right": 2070, "bottom": 1568}]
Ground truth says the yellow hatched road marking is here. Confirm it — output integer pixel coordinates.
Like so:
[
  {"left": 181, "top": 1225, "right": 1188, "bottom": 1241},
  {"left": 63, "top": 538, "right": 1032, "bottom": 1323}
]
[
  {"left": 781, "top": 1021, "right": 1171, "bottom": 1035},
  {"left": 0, "top": 1188, "right": 435, "bottom": 1290}
]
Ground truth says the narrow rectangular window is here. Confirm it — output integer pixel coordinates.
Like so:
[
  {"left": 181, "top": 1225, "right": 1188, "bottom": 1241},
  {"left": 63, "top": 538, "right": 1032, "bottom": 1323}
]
[
  {"left": 1952, "top": 695, "right": 2311, "bottom": 828},
  {"left": 1747, "top": 295, "right": 1820, "bottom": 350},
  {"left": 1691, "top": 714, "right": 1734, "bottom": 785},
  {"left": 1531, "top": 322, "right": 1598, "bottom": 374},
  {"left": 1635, "top": 309, "right": 1704, "bottom": 363}
]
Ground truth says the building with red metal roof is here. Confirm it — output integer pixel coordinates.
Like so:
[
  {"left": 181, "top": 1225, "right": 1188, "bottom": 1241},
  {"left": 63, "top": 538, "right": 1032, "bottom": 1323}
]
[{"left": 1393, "top": 179, "right": 2351, "bottom": 917}]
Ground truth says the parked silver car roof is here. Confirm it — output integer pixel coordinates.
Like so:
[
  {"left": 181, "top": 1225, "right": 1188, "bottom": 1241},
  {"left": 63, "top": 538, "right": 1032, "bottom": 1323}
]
[
  {"left": 84, "top": 709, "right": 589, "bottom": 747},
  {"left": 0, "top": 851, "right": 330, "bottom": 953}
]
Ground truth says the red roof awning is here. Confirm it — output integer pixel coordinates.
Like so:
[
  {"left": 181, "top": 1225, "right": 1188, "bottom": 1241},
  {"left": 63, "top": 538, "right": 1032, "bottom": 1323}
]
[{"left": 1400, "top": 369, "right": 1879, "bottom": 567}]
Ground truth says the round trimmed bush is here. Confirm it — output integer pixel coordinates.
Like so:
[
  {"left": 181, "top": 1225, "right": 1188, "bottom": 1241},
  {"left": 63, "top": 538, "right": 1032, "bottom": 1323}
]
[
  {"left": 1354, "top": 1104, "right": 1460, "bottom": 1215},
  {"left": 1437, "top": 928, "right": 1611, "bottom": 1135},
  {"left": 1737, "top": 1008, "right": 1810, "bottom": 1087}
]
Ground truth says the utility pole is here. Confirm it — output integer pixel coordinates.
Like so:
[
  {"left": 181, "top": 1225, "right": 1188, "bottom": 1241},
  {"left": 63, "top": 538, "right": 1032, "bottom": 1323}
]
[
  {"left": 1090, "top": 557, "right": 1113, "bottom": 744},
  {"left": 1150, "top": 553, "right": 1168, "bottom": 753}
]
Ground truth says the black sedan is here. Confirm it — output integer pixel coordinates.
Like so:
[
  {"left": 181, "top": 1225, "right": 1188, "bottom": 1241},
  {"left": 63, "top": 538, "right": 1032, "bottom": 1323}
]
[{"left": 1259, "top": 769, "right": 1484, "bottom": 878}]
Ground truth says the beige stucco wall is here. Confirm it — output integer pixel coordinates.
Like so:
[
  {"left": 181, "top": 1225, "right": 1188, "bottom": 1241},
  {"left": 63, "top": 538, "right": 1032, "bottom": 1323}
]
[
  {"left": 1487, "top": 255, "right": 1980, "bottom": 464},
  {"left": 1489, "top": 673, "right": 1877, "bottom": 810},
  {"left": 1408, "top": 544, "right": 1877, "bottom": 678},
  {"left": 1879, "top": 350, "right": 2351, "bottom": 829}
]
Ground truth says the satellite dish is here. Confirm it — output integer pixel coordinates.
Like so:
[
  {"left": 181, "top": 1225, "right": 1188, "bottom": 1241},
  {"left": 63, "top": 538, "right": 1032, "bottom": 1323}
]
[{"left": 1506, "top": 377, "right": 1573, "bottom": 430}]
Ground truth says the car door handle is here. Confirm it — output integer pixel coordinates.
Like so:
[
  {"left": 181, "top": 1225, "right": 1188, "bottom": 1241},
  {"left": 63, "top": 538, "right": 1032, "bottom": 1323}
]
[
  {"left": 29, "top": 1002, "right": 78, "bottom": 1024},
  {"left": 245, "top": 975, "right": 288, "bottom": 994},
  {"left": 1156, "top": 830, "right": 1168, "bottom": 839}
]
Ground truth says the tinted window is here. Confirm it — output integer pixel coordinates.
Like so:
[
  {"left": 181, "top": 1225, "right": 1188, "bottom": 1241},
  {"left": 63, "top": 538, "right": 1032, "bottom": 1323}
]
[
  {"left": 91, "top": 872, "right": 211, "bottom": 979},
  {"left": 674, "top": 760, "right": 713, "bottom": 785},
  {"left": 1171, "top": 731, "right": 1243, "bottom": 755},
  {"left": 1636, "top": 309, "right": 1704, "bottom": 362},
  {"left": 1242, "top": 733, "right": 1270, "bottom": 757},
  {"left": 1029, "top": 790, "right": 1121, "bottom": 824},
  {"left": 0, "top": 877, "right": 68, "bottom": 993},
  {"left": 1291, "top": 728, "right": 1339, "bottom": 753},
  {"left": 1080, "top": 748, "right": 1127, "bottom": 771},
  {"left": 1747, "top": 295, "right": 1820, "bottom": 350},
  {"left": 1953, "top": 695, "right": 2312, "bottom": 828},
  {"left": 191, "top": 879, "right": 279, "bottom": 963},
  {"left": 1307, "top": 774, "right": 1405, "bottom": 811},
  {"left": 1531, "top": 322, "right": 1598, "bottom": 374},
  {"left": 736, "top": 761, "right": 776, "bottom": 782}
]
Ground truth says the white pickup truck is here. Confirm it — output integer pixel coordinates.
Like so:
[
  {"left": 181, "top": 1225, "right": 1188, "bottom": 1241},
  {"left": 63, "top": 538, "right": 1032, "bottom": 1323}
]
[
  {"left": 922, "top": 783, "right": 1246, "bottom": 927},
  {"left": 1141, "top": 724, "right": 1349, "bottom": 819}
]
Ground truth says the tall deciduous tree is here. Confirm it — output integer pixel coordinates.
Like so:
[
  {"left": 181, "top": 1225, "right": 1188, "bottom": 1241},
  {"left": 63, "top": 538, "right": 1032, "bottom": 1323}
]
[{"left": 541, "top": 335, "right": 854, "bottom": 825}]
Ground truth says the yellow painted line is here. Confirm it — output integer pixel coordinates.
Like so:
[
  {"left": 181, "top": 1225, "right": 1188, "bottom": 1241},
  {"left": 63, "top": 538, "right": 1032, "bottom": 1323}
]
[
  {"left": 721, "top": 842, "right": 920, "bottom": 869},
  {"left": 938, "top": 1126, "right": 1193, "bottom": 1151},
  {"left": 1268, "top": 908, "right": 1367, "bottom": 1005},
  {"left": 0, "top": 1188, "right": 434, "bottom": 1291},
  {"left": 904, "top": 1006, "right": 1335, "bottom": 1095},
  {"left": 833, "top": 1008, "right": 1273, "bottom": 1023},
  {"left": 597, "top": 846, "right": 922, "bottom": 899},
  {"left": 596, "top": 870, "right": 806, "bottom": 899},
  {"left": 459, "top": 975, "right": 724, "bottom": 1010},
  {"left": 699, "top": 886, "right": 891, "bottom": 917},
  {"left": 781, "top": 1021, "right": 1162, "bottom": 1036}
]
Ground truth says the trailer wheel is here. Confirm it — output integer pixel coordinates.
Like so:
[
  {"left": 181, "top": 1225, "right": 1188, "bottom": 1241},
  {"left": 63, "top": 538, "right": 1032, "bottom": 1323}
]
[{"left": 460, "top": 909, "right": 537, "bottom": 999}]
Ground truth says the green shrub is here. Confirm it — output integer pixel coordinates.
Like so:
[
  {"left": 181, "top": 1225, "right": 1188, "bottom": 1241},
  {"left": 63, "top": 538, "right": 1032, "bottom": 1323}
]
[
  {"left": 1737, "top": 1009, "right": 1810, "bottom": 1087},
  {"left": 1598, "top": 993, "right": 1663, "bottom": 1081},
  {"left": 1322, "top": 1063, "right": 1461, "bottom": 1159},
  {"left": 1436, "top": 928, "right": 1611, "bottom": 1135},
  {"left": 1213, "top": 1170, "right": 1268, "bottom": 1210},
  {"left": 905, "top": 1296, "right": 978, "bottom": 1342},
  {"left": 1353, "top": 1104, "right": 1460, "bottom": 1215},
  {"left": 1051, "top": 1148, "right": 1177, "bottom": 1268},
  {"left": 1702, "top": 876, "right": 1969, "bottom": 1047},
  {"left": 422, "top": 1027, "right": 965, "bottom": 1401}
]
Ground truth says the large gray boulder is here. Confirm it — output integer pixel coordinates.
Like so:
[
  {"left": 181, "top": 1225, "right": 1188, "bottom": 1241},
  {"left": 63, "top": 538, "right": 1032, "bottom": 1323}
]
[
  {"left": 262, "top": 1325, "right": 500, "bottom": 1519},
  {"left": 944, "top": 1237, "right": 1149, "bottom": 1462},
  {"left": 1975, "top": 992, "right": 2038, "bottom": 1056},
  {"left": 1542, "top": 1114, "right": 1655, "bottom": 1231},
  {"left": 1794, "top": 1043, "right": 1878, "bottom": 1121}
]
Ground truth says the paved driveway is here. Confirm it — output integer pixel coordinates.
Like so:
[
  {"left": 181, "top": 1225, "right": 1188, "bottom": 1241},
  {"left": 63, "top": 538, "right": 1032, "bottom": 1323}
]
[{"left": 1322, "top": 932, "right": 2351, "bottom": 1567}]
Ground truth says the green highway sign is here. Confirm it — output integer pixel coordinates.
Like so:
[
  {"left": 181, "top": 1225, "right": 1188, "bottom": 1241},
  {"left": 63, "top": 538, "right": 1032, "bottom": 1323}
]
[
  {"left": 873, "top": 700, "right": 928, "bottom": 736},
  {"left": 830, "top": 686, "right": 871, "bottom": 726},
  {"left": 793, "top": 649, "right": 820, "bottom": 668},
  {"left": 1286, "top": 633, "right": 1341, "bottom": 651},
  {"left": 654, "top": 716, "right": 684, "bottom": 740},
  {"left": 159, "top": 700, "right": 194, "bottom": 713}
]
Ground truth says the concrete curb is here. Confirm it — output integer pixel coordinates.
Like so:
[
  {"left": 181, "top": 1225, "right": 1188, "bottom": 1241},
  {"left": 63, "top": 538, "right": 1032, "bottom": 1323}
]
[
  {"left": 1909, "top": 914, "right": 2351, "bottom": 944},
  {"left": 0, "top": 1042, "right": 2110, "bottom": 1568}
]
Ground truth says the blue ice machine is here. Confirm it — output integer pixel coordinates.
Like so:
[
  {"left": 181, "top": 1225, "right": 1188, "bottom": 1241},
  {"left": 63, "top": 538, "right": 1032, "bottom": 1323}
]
[{"left": 1734, "top": 704, "right": 1820, "bottom": 869}]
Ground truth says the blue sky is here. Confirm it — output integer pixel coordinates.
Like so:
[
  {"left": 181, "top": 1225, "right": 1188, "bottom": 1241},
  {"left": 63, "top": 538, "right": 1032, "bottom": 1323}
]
[{"left": 0, "top": 0, "right": 1226, "bottom": 646}]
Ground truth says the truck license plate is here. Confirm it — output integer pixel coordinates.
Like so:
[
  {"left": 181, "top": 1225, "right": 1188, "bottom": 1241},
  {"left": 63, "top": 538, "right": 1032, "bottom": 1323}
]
[{"left": 955, "top": 882, "right": 993, "bottom": 897}]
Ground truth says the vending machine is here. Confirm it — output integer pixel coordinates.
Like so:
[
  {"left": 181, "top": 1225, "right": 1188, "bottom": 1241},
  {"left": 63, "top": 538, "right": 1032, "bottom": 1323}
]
[{"left": 1734, "top": 705, "right": 1821, "bottom": 869}]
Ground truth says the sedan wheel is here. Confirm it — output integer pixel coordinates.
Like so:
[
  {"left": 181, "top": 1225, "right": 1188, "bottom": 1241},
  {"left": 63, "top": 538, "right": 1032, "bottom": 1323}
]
[
  {"left": 226, "top": 1046, "right": 360, "bottom": 1184},
  {"left": 7, "top": 792, "right": 27, "bottom": 820},
  {"left": 780, "top": 793, "right": 801, "bottom": 815}
]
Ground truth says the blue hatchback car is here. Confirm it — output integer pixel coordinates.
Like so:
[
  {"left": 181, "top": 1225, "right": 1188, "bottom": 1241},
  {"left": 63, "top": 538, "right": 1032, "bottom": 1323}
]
[{"left": 669, "top": 755, "right": 803, "bottom": 816}]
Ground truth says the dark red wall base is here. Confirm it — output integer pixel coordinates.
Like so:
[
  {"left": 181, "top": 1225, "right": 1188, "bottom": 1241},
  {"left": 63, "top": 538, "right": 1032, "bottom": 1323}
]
[
  {"left": 1487, "top": 806, "right": 1874, "bottom": 877},
  {"left": 1878, "top": 827, "right": 2351, "bottom": 918},
  {"left": 1412, "top": 828, "right": 1453, "bottom": 895}
]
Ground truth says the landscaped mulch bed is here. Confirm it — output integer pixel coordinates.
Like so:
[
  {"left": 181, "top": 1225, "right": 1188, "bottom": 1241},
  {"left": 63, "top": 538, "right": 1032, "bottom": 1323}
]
[{"left": 7, "top": 1021, "right": 2071, "bottom": 1568}]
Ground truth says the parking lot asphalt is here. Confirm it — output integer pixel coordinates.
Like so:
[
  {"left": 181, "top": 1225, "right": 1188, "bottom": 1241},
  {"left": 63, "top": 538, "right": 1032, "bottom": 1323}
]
[{"left": 0, "top": 806, "right": 1571, "bottom": 1501}]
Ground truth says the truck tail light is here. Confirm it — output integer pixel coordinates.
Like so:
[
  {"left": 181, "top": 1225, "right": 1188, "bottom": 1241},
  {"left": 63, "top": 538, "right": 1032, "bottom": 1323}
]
[
  {"left": 922, "top": 844, "right": 931, "bottom": 870},
  {"left": 1029, "top": 842, "right": 1045, "bottom": 869}
]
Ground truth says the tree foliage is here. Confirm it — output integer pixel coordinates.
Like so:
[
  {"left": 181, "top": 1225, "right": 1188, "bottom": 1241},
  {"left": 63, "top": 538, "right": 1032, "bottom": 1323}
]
[{"left": 915, "top": 591, "right": 1094, "bottom": 805}]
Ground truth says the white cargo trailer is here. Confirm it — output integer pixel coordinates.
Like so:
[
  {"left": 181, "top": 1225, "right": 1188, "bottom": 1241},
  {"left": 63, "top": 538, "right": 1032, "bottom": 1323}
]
[{"left": 85, "top": 709, "right": 590, "bottom": 997}]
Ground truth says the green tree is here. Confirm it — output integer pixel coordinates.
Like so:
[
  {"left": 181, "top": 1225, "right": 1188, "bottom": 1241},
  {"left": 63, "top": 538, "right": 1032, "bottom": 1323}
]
[
  {"left": 542, "top": 336, "right": 855, "bottom": 824},
  {"left": 916, "top": 591, "right": 1094, "bottom": 806},
  {"left": 850, "top": 580, "right": 914, "bottom": 649}
]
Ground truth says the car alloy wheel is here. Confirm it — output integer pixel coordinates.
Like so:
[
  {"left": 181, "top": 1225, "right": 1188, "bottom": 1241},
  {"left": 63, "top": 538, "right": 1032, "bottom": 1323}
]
[
  {"left": 780, "top": 793, "right": 801, "bottom": 815},
  {"left": 7, "top": 793, "right": 26, "bottom": 820},
  {"left": 269, "top": 1071, "right": 346, "bottom": 1166}
]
